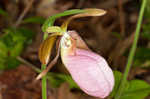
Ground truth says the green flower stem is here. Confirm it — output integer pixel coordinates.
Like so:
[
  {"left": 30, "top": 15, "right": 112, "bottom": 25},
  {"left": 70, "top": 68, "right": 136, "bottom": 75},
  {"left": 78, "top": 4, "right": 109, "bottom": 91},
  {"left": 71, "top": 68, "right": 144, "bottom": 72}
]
[
  {"left": 41, "top": 23, "right": 50, "bottom": 99},
  {"left": 114, "top": 0, "right": 147, "bottom": 99},
  {"left": 41, "top": 64, "right": 47, "bottom": 99},
  {"left": 17, "top": 56, "right": 47, "bottom": 97}
]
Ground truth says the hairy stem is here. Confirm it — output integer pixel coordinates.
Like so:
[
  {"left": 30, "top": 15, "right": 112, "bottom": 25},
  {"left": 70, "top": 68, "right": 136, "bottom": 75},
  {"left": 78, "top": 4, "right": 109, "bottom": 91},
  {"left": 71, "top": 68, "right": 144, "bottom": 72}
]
[{"left": 114, "top": 0, "right": 147, "bottom": 99}]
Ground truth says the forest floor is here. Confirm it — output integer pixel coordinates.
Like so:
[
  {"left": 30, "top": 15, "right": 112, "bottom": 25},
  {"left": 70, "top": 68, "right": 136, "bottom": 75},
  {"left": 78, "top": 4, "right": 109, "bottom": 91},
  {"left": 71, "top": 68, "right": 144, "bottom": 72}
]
[{"left": 0, "top": 0, "right": 150, "bottom": 99}]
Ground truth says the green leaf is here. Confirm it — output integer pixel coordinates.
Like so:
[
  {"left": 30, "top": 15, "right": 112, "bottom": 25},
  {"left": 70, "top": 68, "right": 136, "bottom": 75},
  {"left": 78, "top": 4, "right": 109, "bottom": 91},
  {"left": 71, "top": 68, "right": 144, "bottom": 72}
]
[
  {"left": 0, "top": 57, "right": 20, "bottom": 70},
  {"left": 10, "top": 42, "right": 24, "bottom": 57},
  {"left": 0, "top": 27, "right": 34, "bottom": 70},
  {"left": 47, "top": 72, "right": 79, "bottom": 89},
  {"left": 0, "top": 63, "right": 5, "bottom": 70},
  {"left": 17, "top": 27, "right": 35, "bottom": 44},
  {"left": 121, "top": 80, "right": 150, "bottom": 99},
  {"left": 135, "top": 47, "right": 150, "bottom": 60},
  {"left": 54, "top": 73, "right": 79, "bottom": 89},
  {"left": 1, "top": 28, "right": 26, "bottom": 57},
  {"left": 0, "top": 41, "right": 8, "bottom": 57},
  {"left": 42, "top": 9, "right": 85, "bottom": 32},
  {"left": 0, "top": 8, "right": 8, "bottom": 17},
  {"left": 144, "top": 0, "right": 150, "bottom": 19},
  {"left": 5, "top": 57, "right": 20, "bottom": 69},
  {"left": 110, "top": 71, "right": 150, "bottom": 99},
  {"left": 110, "top": 71, "right": 129, "bottom": 98},
  {"left": 141, "top": 32, "right": 150, "bottom": 40},
  {"left": 141, "top": 23, "right": 150, "bottom": 40},
  {"left": 133, "top": 47, "right": 150, "bottom": 67},
  {"left": 22, "top": 16, "right": 45, "bottom": 24}
]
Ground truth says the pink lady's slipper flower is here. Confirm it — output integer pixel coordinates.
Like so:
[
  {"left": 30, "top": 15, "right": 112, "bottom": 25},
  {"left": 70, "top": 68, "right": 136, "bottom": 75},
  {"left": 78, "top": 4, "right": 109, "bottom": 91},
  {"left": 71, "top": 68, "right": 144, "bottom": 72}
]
[
  {"left": 61, "top": 31, "right": 114, "bottom": 98},
  {"left": 37, "top": 8, "right": 114, "bottom": 98}
]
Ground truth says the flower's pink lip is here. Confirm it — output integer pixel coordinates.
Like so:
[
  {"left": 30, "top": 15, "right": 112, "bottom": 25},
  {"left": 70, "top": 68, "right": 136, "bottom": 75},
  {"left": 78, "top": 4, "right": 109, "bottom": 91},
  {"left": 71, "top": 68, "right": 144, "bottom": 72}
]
[
  {"left": 77, "top": 77, "right": 111, "bottom": 98},
  {"left": 61, "top": 31, "right": 114, "bottom": 98},
  {"left": 64, "top": 54, "right": 113, "bottom": 98},
  {"left": 66, "top": 54, "right": 112, "bottom": 91},
  {"left": 64, "top": 48, "right": 114, "bottom": 90},
  {"left": 66, "top": 55, "right": 111, "bottom": 89},
  {"left": 77, "top": 49, "right": 114, "bottom": 89},
  {"left": 81, "top": 87, "right": 110, "bottom": 98}
]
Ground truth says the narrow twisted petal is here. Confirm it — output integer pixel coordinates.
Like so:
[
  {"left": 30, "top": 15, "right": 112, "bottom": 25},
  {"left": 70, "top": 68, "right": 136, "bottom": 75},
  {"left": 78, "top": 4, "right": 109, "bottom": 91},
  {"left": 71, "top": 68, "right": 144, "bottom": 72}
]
[{"left": 62, "top": 48, "right": 114, "bottom": 98}]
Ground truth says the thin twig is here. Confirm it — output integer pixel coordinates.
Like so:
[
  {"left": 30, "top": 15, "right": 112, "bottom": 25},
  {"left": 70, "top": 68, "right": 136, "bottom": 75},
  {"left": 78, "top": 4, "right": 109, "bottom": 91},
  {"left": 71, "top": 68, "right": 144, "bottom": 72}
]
[
  {"left": 17, "top": 56, "right": 40, "bottom": 73},
  {"left": 14, "top": 0, "right": 34, "bottom": 27},
  {"left": 118, "top": 0, "right": 125, "bottom": 37}
]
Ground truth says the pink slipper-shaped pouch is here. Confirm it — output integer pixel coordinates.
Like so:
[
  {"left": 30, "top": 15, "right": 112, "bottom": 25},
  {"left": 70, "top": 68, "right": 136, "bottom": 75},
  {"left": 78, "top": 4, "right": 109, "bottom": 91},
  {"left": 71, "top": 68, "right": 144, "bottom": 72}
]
[{"left": 61, "top": 31, "right": 114, "bottom": 98}]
